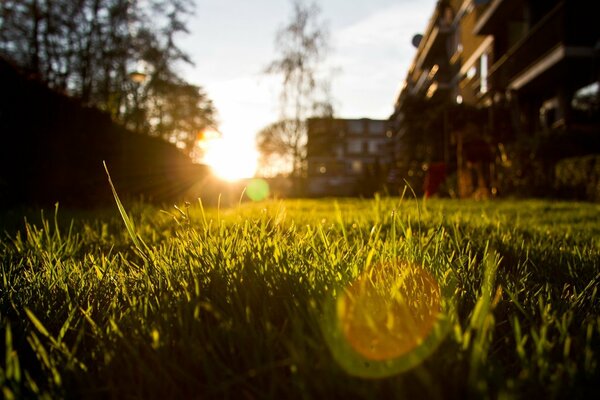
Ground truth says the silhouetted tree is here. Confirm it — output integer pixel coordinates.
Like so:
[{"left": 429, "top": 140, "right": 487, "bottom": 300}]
[
  {"left": 147, "top": 78, "right": 216, "bottom": 153},
  {"left": 257, "top": 119, "right": 306, "bottom": 176},
  {"left": 0, "top": 0, "right": 214, "bottom": 156},
  {"left": 261, "top": 0, "right": 332, "bottom": 178}
]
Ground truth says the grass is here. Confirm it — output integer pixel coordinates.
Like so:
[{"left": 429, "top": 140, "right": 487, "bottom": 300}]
[{"left": 1, "top": 196, "right": 599, "bottom": 398}]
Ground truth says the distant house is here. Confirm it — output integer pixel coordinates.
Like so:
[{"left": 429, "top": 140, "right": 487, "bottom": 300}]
[
  {"left": 306, "top": 118, "right": 392, "bottom": 196},
  {"left": 390, "top": 0, "right": 600, "bottom": 198}
]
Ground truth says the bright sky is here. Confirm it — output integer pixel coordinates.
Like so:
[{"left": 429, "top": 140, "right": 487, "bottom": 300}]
[{"left": 179, "top": 0, "right": 437, "bottom": 177}]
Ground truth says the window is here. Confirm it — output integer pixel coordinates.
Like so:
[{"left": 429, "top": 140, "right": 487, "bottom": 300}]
[
  {"left": 347, "top": 139, "right": 362, "bottom": 154},
  {"left": 571, "top": 82, "right": 600, "bottom": 121},
  {"left": 351, "top": 160, "right": 362, "bottom": 173},
  {"left": 368, "top": 141, "right": 379, "bottom": 154},
  {"left": 480, "top": 53, "right": 488, "bottom": 94},
  {"left": 348, "top": 120, "right": 364, "bottom": 134},
  {"left": 369, "top": 120, "right": 386, "bottom": 134}
]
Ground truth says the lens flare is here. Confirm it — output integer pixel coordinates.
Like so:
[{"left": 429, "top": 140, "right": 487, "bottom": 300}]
[
  {"left": 246, "top": 179, "right": 270, "bottom": 201},
  {"left": 322, "top": 262, "right": 455, "bottom": 378},
  {"left": 339, "top": 265, "right": 440, "bottom": 361}
]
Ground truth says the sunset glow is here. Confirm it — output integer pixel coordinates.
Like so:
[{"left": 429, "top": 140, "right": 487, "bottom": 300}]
[{"left": 202, "top": 137, "right": 258, "bottom": 181}]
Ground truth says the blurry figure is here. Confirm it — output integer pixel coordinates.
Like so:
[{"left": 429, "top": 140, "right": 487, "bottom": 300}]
[
  {"left": 423, "top": 162, "right": 447, "bottom": 198},
  {"left": 458, "top": 123, "right": 493, "bottom": 199}
]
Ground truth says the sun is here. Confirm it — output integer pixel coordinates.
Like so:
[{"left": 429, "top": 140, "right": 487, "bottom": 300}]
[{"left": 202, "top": 137, "right": 258, "bottom": 181}]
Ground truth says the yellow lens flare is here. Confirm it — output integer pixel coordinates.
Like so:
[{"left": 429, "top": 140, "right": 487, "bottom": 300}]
[
  {"left": 322, "top": 261, "right": 455, "bottom": 378},
  {"left": 338, "top": 265, "right": 441, "bottom": 361}
]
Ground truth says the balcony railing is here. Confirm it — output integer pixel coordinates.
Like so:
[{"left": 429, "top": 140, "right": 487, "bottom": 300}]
[
  {"left": 488, "top": 2, "right": 565, "bottom": 89},
  {"left": 412, "top": 5, "right": 457, "bottom": 75},
  {"left": 473, "top": 0, "right": 508, "bottom": 35}
]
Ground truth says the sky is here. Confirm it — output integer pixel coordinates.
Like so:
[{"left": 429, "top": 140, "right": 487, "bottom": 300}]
[{"left": 178, "top": 0, "right": 438, "bottom": 173}]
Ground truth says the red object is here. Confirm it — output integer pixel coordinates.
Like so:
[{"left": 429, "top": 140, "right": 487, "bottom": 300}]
[{"left": 424, "top": 162, "right": 446, "bottom": 198}]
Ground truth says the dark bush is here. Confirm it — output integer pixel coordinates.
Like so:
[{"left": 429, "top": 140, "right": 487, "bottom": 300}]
[
  {"left": 555, "top": 155, "right": 600, "bottom": 202},
  {"left": 495, "top": 135, "right": 553, "bottom": 197},
  {"left": 496, "top": 129, "right": 600, "bottom": 198}
]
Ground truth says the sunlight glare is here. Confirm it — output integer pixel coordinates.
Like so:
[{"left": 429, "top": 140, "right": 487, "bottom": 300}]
[{"left": 203, "top": 137, "right": 258, "bottom": 181}]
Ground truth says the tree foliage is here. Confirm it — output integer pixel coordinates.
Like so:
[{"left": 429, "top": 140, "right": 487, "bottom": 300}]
[
  {"left": 257, "top": 119, "right": 306, "bottom": 176},
  {"left": 258, "top": 0, "right": 332, "bottom": 177},
  {"left": 0, "top": 0, "right": 215, "bottom": 155},
  {"left": 146, "top": 78, "right": 216, "bottom": 153}
]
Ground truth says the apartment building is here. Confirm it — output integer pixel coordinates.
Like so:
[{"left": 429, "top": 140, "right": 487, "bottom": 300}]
[
  {"left": 391, "top": 0, "right": 599, "bottom": 197},
  {"left": 306, "top": 118, "right": 392, "bottom": 196},
  {"left": 390, "top": 0, "right": 467, "bottom": 196},
  {"left": 474, "top": 0, "right": 599, "bottom": 132}
]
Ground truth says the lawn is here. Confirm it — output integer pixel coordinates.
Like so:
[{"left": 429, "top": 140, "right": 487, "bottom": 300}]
[{"left": 1, "top": 196, "right": 599, "bottom": 398}]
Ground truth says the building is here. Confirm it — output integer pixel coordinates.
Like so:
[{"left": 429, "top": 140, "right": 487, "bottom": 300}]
[
  {"left": 391, "top": 0, "right": 600, "bottom": 198},
  {"left": 306, "top": 118, "right": 392, "bottom": 196},
  {"left": 474, "top": 0, "right": 599, "bottom": 134}
]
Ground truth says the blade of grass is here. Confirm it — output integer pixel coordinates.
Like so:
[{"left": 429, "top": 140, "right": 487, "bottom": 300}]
[{"left": 103, "top": 161, "right": 148, "bottom": 256}]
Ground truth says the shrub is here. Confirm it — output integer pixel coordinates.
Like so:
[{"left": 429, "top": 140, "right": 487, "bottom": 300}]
[
  {"left": 555, "top": 154, "right": 600, "bottom": 202},
  {"left": 496, "top": 129, "right": 600, "bottom": 198}
]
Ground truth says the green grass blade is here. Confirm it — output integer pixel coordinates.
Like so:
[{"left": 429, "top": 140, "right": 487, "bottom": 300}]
[
  {"left": 24, "top": 308, "right": 50, "bottom": 339},
  {"left": 103, "top": 161, "right": 145, "bottom": 253}
]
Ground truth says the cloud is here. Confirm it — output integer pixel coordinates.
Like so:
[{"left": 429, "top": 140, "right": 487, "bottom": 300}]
[{"left": 327, "top": 1, "right": 436, "bottom": 118}]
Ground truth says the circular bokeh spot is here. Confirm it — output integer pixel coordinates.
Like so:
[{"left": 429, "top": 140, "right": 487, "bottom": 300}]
[
  {"left": 338, "top": 264, "right": 441, "bottom": 361},
  {"left": 321, "top": 261, "right": 454, "bottom": 378},
  {"left": 246, "top": 179, "right": 270, "bottom": 201}
]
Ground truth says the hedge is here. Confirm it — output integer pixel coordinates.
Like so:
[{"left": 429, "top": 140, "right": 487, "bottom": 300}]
[{"left": 555, "top": 155, "right": 600, "bottom": 202}]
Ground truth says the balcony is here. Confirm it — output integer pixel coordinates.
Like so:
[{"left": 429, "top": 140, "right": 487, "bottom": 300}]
[
  {"left": 473, "top": 0, "right": 524, "bottom": 36},
  {"left": 412, "top": 5, "right": 456, "bottom": 76},
  {"left": 487, "top": 2, "right": 567, "bottom": 91}
]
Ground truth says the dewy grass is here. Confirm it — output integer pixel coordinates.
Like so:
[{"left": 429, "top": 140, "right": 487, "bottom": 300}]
[{"left": 1, "top": 197, "right": 599, "bottom": 398}]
